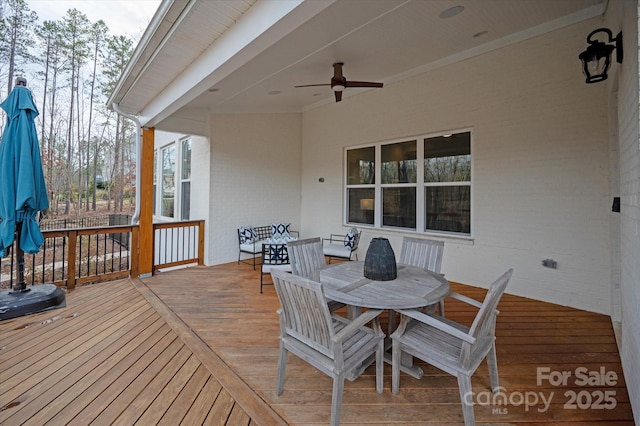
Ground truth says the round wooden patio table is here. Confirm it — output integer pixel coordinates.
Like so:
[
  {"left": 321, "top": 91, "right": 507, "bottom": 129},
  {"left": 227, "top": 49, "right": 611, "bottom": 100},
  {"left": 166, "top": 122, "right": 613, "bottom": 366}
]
[
  {"left": 320, "top": 261, "right": 450, "bottom": 310},
  {"left": 320, "top": 260, "right": 450, "bottom": 379}
]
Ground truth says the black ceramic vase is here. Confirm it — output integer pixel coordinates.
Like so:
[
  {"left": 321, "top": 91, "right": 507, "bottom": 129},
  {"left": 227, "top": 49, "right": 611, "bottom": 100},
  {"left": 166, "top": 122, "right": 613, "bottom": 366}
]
[{"left": 364, "top": 237, "right": 397, "bottom": 281}]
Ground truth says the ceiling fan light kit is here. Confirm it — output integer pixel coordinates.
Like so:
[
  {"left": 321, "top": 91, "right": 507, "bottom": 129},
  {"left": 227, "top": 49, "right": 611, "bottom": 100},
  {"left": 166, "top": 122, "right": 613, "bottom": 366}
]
[{"left": 295, "top": 62, "right": 383, "bottom": 102}]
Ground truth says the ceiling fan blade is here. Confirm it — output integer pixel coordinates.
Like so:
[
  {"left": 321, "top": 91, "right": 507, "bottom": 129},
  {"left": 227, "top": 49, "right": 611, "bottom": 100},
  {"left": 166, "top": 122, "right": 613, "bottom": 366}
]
[
  {"left": 345, "top": 81, "right": 384, "bottom": 88},
  {"left": 294, "top": 83, "right": 331, "bottom": 88},
  {"left": 334, "top": 91, "right": 342, "bottom": 102}
]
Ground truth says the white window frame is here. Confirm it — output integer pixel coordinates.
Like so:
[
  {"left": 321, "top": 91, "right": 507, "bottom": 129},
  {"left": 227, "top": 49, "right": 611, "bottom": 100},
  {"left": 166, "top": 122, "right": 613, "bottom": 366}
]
[
  {"left": 344, "top": 129, "right": 473, "bottom": 238},
  {"left": 159, "top": 143, "right": 176, "bottom": 219},
  {"left": 154, "top": 137, "right": 193, "bottom": 221},
  {"left": 180, "top": 138, "right": 192, "bottom": 220}
]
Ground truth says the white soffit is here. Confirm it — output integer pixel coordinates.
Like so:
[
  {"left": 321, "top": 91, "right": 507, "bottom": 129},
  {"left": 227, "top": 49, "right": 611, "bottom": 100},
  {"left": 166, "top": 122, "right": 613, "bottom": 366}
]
[{"left": 111, "top": 0, "right": 607, "bottom": 126}]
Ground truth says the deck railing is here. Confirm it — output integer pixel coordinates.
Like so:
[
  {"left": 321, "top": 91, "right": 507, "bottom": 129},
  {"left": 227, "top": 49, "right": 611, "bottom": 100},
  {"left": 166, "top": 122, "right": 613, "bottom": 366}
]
[
  {"left": 0, "top": 220, "right": 205, "bottom": 290},
  {"left": 153, "top": 220, "right": 205, "bottom": 272}
]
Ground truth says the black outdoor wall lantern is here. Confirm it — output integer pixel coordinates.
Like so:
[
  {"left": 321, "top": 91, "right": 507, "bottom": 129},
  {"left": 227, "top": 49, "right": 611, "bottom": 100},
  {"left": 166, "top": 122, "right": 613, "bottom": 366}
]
[{"left": 578, "top": 28, "right": 623, "bottom": 83}]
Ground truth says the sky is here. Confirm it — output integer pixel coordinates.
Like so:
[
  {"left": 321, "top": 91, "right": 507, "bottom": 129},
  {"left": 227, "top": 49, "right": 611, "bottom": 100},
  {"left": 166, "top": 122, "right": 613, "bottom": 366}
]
[{"left": 26, "top": 0, "right": 162, "bottom": 40}]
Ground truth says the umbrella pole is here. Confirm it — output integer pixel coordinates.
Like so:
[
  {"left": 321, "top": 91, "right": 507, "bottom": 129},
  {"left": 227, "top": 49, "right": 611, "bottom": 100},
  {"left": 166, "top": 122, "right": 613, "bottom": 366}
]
[{"left": 14, "top": 224, "right": 27, "bottom": 292}]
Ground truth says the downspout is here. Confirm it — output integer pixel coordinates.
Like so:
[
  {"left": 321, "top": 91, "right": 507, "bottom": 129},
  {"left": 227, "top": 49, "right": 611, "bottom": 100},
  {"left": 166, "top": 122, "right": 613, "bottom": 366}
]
[{"left": 112, "top": 103, "right": 141, "bottom": 225}]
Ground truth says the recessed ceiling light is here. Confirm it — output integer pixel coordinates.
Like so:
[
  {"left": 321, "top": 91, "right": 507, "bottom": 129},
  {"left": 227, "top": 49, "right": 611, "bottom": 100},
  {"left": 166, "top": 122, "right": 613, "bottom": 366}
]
[
  {"left": 473, "top": 30, "right": 488, "bottom": 38},
  {"left": 440, "top": 5, "right": 464, "bottom": 19},
  {"left": 268, "top": 90, "right": 282, "bottom": 95}
]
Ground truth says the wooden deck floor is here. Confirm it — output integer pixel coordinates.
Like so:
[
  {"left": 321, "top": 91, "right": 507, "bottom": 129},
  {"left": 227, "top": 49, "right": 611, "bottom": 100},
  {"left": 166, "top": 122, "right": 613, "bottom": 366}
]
[
  {"left": 0, "top": 262, "right": 635, "bottom": 425},
  {"left": 0, "top": 272, "right": 283, "bottom": 425}
]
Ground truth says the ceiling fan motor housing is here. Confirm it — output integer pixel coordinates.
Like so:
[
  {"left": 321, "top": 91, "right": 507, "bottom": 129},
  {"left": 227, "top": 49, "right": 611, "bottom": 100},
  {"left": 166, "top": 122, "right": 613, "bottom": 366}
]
[{"left": 331, "top": 77, "right": 347, "bottom": 91}]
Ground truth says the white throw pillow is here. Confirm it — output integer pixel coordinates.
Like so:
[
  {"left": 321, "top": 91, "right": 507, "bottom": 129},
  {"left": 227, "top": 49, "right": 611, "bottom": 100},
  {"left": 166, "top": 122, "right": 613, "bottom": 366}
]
[
  {"left": 271, "top": 223, "right": 291, "bottom": 239},
  {"left": 344, "top": 227, "right": 358, "bottom": 249},
  {"left": 239, "top": 226, "right": 257, "bottom": 243}
]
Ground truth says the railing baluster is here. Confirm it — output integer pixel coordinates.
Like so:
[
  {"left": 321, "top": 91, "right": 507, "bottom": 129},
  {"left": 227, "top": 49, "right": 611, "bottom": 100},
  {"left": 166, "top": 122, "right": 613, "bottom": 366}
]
[
  {"left": 171, "top": 227, "right": 175, "bottom": 263},
  {"left": 182, "top": 227, "right": 187, "bottom": 261},
  {"left": 119, "top": 233, "right": 124, "bottom": 271},
  {"left": 164, "top": 228, "right": 168, "bottom": 264},
  {"left": 29, "top": 253, "right": 35, "bottom": 285},
  {"left": 10, "top": 244, "right": 15, "bottom": 289},
  {"left": 62, "top": 236, "right": 66, "bottom": 283},
  {"left": 110, "top": 231, "right": 115, "bottom": 272},
  {"left": 79, "top": 233, "right": 84, "bottom": 279},
  {"left": 41, "top": 238, "right": 47, "bottom": 283},
  {"left": 190, "top": 226, "right": 194, "bottom": 258}
]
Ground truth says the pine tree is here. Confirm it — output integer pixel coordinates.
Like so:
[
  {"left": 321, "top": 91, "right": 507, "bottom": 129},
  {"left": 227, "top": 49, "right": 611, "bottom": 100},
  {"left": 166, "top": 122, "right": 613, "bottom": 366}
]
[
  {"left": 86, "top": 20, "right": 108, "bottom": 211},
  {"left": 101, "top": 34, "right": 134, "bottom": 213},
  {"left": 0, "top": 0, "right": 37, "bottom": 96},
  {"left": 59, "top": 8, "right": 90, "bottom": 214}
]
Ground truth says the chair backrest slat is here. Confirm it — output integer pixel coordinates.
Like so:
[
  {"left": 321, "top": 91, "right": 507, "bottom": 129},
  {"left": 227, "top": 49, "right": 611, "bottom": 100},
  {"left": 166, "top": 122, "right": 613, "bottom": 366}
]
[
  {"left": 399, "top": 237, "right": 444, "bottom": 273},
  {"left": 272, "top": 269, "right": 335, "bottom": 358},
  {"left": 288, "top": 237, "right": 325, "bottom": 281}
]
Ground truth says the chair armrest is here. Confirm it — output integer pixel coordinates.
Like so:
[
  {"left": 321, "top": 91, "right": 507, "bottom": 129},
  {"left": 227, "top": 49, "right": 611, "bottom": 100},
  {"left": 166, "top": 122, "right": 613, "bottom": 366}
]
[
  {"left": 447, "top": 291, "right": 499, "bottom": 315},
  {"left": 448, "top": 291, "right": 482, "bottom": 308},
  {"left": 324, "top": 233, "right": 346, "bottom": 245},
  {"left": 393, "top": 309, "right": 476, "bottom": 344},
  {"left": 332, "top": 309, "right": 384, "bottom": 343}
]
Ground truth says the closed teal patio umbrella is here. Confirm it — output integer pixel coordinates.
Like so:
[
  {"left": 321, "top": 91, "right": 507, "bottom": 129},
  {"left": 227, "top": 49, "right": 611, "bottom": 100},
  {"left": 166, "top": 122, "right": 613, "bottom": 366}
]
[
  {"left": 0, "top": 79, "right": 49, "bottom": 261},
  {"left": 0, "top": 78, "right": 63, "bottom": 321}
]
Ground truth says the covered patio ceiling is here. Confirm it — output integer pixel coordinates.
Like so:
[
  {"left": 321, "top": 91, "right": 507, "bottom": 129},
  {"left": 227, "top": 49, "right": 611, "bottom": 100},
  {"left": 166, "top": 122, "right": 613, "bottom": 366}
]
[{"left": 109, "top": 0, "right": 606, "bottom": 130}]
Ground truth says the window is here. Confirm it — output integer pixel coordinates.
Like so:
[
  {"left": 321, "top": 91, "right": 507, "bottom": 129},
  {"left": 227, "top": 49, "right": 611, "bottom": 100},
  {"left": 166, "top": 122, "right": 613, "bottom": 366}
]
[
  {"left": 155, "top": 137, "right": 194, "bottom": 220},
  {"left": 161, "top": 144, "right": 176, "bottom": 218},
  {"left": 345, "top": 130, "right": 471, "bottom": 236},
  {"left": 181, "top": 139, "right": 192, "bottom": 220},
  {"left": 382, "top": 140, "right": 417, "bottom": 229},
  {"left": 346, "top": 147, "right": 375, "bottom": 225},
  {"left": 424, "top": 133, "right": 471, "bottom": 233}
]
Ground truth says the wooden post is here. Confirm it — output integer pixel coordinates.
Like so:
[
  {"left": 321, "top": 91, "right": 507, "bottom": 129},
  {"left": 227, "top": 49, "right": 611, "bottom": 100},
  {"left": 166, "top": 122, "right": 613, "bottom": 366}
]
[
  {"left": 138, "top": 127, "right": 155, "bottom": 277},
  {"left": 67, "top": 230, "right": 77, "bottom": 290},
  {"left": 198, "top": 220, "right": 205, "bottom": 266}
]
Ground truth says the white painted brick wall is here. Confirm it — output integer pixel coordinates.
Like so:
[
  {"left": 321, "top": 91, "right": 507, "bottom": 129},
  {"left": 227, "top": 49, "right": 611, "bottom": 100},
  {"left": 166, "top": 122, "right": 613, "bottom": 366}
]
[
  {"left": 189, "top": 134, "right": 211, "bottom": 222},
  {"left": 303, "top": 18, "right": 612, "bottom": 314},
  {"left": 607, "top": 0, "right": 640, "bottom": 420},
  {"left": 206, "top": 113, "right": 302, "bottom": 265}
]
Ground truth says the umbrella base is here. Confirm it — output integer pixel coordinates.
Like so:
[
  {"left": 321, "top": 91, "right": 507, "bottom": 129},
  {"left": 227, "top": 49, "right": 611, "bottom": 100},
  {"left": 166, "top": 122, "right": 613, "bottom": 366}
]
[{"left": 0, "top": 284, "right": 66, "bottom": 321}]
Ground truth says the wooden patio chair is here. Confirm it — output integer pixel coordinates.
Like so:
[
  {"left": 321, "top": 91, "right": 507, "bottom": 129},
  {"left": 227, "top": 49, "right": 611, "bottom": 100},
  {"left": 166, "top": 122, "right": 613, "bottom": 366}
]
[
  {"left": 287, "top": 237, "right": 345, "bottom": 312},
  {"left": 287, "top": 237, "right": 325, "bottom": 281},
  {"left": 271, "top": 269, "right": 385, "bottom": 426},
  {"left": 390, "top": 268, "right": 514, "bottom": 426},
  {"left": 399, "top": 236, "right": 444, "bottom": 273},
  {"left": 398, "top": 236, "right": 445, "bottom": 314}
]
